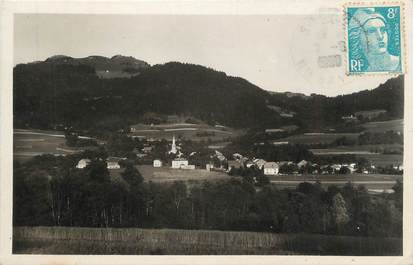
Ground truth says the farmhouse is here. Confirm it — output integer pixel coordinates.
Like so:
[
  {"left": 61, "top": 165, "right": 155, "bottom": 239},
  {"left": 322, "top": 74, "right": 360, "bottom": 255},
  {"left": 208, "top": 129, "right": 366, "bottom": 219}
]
[
  {"left": 320, "top": 165, "right": 333, "bottom": 174},
  {"left": 263, "top": 162, "right": 279, "bottom": 175},
  {"left": 227, "top": 160, "right": 242, "bottom": 171},
  {"left": 272, "top": 141, "right": 289, "bottom": 145},
  {"left": 153, "top": 159, "right": 162, "bottom": 168},
  {"left": 214, "top": 150, "right": 226, "bottom": 162},
  {"left": 76, "top": 158, "right": 91, "bottom": 169},
  {"left": 342, "top": 114, "right": 357, "bottom": 122},
  {"left": 253, "top": 158, "right": 267, "bottom": 170},
  {"left": 172, "top": 158, "right": 189, "bottom": 169},
  {"left": 278, "top": 161, "right": 294, "bottom": 166},
  {"left": 142, "top": 146, "right": 153, "bottom": 154},
  {"left": 246, "top": 161, "right": 255, "bottom": 168},
  {"left": 280, "top": 112, "right": 295, "bottom": 118},
  {"left": 265, "top": 128, "right": 285, "bottom": 134},
  {"left": 393, "top": 164, "right": 403, "bottom": 171},
  {"left": 348, "top": 163, "right": 357, "bottom": 173},
  {"left": 297, "top": 160, "right": 309, "bottom": 168},
  {"left": 106, "top": 157, "right": 122, "bottom": 169},
  {"left": 331, "top": 164, "right": 342, "bottom": 172}
]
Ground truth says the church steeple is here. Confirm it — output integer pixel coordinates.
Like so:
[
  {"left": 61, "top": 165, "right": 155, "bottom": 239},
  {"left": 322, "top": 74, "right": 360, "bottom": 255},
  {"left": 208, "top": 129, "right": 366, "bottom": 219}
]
[{"left": 170, "top": 135, "right": 177, "bottom": 154}]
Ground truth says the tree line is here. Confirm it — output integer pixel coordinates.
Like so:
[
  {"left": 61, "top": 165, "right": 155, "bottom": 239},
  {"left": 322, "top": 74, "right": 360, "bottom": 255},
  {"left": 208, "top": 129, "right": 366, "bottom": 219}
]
[{"left": 14, "top": 154, "right": 402, "bottom": 238}]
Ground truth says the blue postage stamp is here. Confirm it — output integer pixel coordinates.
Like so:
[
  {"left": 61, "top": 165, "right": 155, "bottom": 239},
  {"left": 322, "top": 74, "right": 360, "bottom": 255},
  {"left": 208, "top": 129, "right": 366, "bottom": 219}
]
[{"left": 346, "top": 4, "right": 404, "bottom": 74}]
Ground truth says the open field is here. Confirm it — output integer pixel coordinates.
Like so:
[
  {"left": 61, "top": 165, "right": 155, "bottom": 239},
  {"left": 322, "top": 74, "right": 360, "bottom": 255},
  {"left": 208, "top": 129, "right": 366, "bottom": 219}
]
[
  {"left": 311, "top": 152, "right": 403, "bottom": 167},
  {"left": 13, "top": 226, "right": 402, "bottom": 255},
  {"left": 14, "top": 129, "right": 77, "bottom": 162},
  {"left": 268, "top": 174, "right": 402, "bottom": 191},
  {"left": 310, "top": 144, "right": 403, "bottom": 155},
  {"left": 135, "top": 165, "right": 229, "bottom": 182},
  {"left": 273, "top": 118, "right": 403, "bottom": 145},
  {"left": 355, "top": 153, "right": 403, "bottom": 167},
  {"left": 108, "top": 165, "right": 229, "bottom": 183},
  {"left": 111, "top": 165, "right": 401, "bottom": 191},
  {"left": 362, "top": 119, "right": 403, "bottom": 133},
  {"left": 129, "top": 123, "right": 241, "bottom": 142},
  {"left": 310, "top": 145, "right": 403, "bottom": 167},
  {"left": 274, "top": 133, "right": 360, "bottom": 145}
]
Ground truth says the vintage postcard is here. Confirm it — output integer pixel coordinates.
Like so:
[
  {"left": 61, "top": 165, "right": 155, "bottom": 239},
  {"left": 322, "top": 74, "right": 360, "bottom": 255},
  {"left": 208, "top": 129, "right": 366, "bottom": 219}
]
[{"left": 0, "top": 0, "right": 412, "bottom": 265}]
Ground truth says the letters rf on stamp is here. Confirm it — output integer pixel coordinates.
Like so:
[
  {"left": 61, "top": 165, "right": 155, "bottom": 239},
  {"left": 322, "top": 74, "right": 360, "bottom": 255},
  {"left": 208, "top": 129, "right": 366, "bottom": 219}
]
[{"left": 345, "top": 3, "right": 404, "bottom": 74}]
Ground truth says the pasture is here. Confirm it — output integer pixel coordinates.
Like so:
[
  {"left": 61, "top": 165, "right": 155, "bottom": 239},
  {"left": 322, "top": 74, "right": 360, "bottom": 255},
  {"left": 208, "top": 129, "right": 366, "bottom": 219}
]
[
  {"left": 14, "top": 129, "right": 78, "bottom": 162},
  {"left": 310, "top": 144, "right": 403, "bottom": 155},
  {"left": 310, "top": 145, "right": 403, "bottom": 167},
  {"left": 13, "top": 226, "right": 402, "bottom": 255},
  {"left": 356, "top": 153, "right": 403, "bottom": 167},
  {"left": 135, "top": 165, "right": 229, "bottom": 182},
  {"left": 362, "top": 119, "right": 403, "bottom": 133},
  {"left": 309, "top": 150, "right": 403, "bottom": 167},
  {"left": 268, "top": 174, "right": 402, "bottom": 191},
  {"left": 129, "top": 123, "right": 239, "bottom": 142},
  {"left": 274, "top": 133, "right": 360, "bottom": 145},
  {"left": 108, "top": 165, "right": 229, "bottom": 183}
]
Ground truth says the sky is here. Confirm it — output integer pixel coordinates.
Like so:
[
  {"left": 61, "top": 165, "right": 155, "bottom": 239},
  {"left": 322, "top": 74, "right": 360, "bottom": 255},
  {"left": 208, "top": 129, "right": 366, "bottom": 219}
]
[{"left": 14, "top": 14, "right": 392, "bottom": 96}]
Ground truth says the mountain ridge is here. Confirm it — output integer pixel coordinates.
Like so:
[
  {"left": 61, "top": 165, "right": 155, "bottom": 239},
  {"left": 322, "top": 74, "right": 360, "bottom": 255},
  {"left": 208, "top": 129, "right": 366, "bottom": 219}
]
[
  {"left": 39, "top": 54, "right": 151, "bottom": 78},
  {"left": 13, "top": 55, "right": 404, "bottom": 132}
]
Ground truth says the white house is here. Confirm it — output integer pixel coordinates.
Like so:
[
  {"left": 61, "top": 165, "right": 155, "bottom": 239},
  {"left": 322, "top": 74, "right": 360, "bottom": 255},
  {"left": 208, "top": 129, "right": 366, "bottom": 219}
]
[
  {"left": 347, "top": 163, "right": 357, "bottom": 173},
  {"left": 142, "top": 146, "right": 153, "bottom": 154},
  {"left": 331, "top": 164, "right": 342, "bottom": 172},
  {"left": 106, "top": 157, "right": 122, "bottom": 169},
  {"left": 297, "top": 160, "right": 309, "bottom": 168},
  {"left": 172, "top": 158, "right": 189, "bottom": 169},
  {"left": 263, "top": 162, "right": 279, "bottom": 175},
  {"left": 253, "top": 158, "right": 267, "bottom": 170},
  {"left": 153, "top": 159, "right": 162, "bottom": 168},
  {"left": 393, "top": 164, "right": 403, "bottom": 171},
  {"left": 214, "top": 150, "right": 226, "bottom": 162},
  {"left": 76, "top": 158, "right": 91, "bottom": 169}
]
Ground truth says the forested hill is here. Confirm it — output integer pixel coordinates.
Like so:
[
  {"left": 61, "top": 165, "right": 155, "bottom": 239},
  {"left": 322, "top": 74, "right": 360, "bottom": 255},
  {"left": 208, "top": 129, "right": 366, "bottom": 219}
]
[
  {"left": 267, "top": 76, "right": 403, "bottom": 130},
  {"left": 13, "top": 55, "right": 404, "bottom": 131},
  {"left": 13, "top": 59, "right": 281, "bottom": 130}
]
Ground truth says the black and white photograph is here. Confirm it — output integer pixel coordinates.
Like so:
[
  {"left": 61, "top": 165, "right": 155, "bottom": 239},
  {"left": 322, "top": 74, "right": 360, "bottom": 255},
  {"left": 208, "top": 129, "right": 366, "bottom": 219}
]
[{"left": 1, "top": 0, "right": 412, "bottom": 261}]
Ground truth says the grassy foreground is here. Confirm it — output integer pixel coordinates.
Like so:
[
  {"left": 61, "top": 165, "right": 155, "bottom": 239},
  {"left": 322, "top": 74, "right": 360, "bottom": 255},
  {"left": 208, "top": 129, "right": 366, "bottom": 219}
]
[{"left": 13, "top": 226, "right": 402, "bottom": 255}]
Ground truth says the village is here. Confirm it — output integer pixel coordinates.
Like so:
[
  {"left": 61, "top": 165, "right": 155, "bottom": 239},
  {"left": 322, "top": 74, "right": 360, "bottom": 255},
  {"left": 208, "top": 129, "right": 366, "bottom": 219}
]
[{"left": 74, "top": 134, "right": 403, "bottom": 182}]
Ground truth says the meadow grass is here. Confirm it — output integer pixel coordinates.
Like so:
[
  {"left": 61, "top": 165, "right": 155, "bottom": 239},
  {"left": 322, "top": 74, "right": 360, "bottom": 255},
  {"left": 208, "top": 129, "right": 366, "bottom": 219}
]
[{"left": 13, "top": 226, "right": 402, "bottom": 255}]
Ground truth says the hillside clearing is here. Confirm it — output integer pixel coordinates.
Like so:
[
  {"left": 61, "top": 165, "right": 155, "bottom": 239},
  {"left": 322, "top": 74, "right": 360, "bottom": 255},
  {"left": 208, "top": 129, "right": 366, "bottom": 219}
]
[
  {"left": 362, "top": 119, "right": 403, "bottom": 133},
  {"left": 13, "top": 129, "right": 94, "bottom": 162},
  {"left": 274, "top": 133, "right": 360, "bottom": 145}
]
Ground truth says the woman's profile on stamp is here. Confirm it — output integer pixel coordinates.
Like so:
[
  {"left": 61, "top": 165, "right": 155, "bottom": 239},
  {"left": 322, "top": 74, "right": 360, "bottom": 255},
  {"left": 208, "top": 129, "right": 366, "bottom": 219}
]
[{"left": 348, "top": 7, "right": 401, "bottom": 73}]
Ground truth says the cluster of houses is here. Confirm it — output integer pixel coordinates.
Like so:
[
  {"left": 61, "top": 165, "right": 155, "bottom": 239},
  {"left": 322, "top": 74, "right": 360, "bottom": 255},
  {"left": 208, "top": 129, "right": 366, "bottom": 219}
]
[
  {"left": 75, "top": 135, "right": 402, "bottom": 176},
  {"left": 76, "top": 156, "right": 125, "bottom": 169},
  {"left": 225, "top": 154, "right": 381, "bottom": 176},
  {"left": 152, "top": 149, "right": 222, "bottom": 171},
  {"left": 342, "top": 109, "right": 387, "bottom": 122},
  {"left": 152, "top": 157, "right": 196, "bottom": 170}
]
